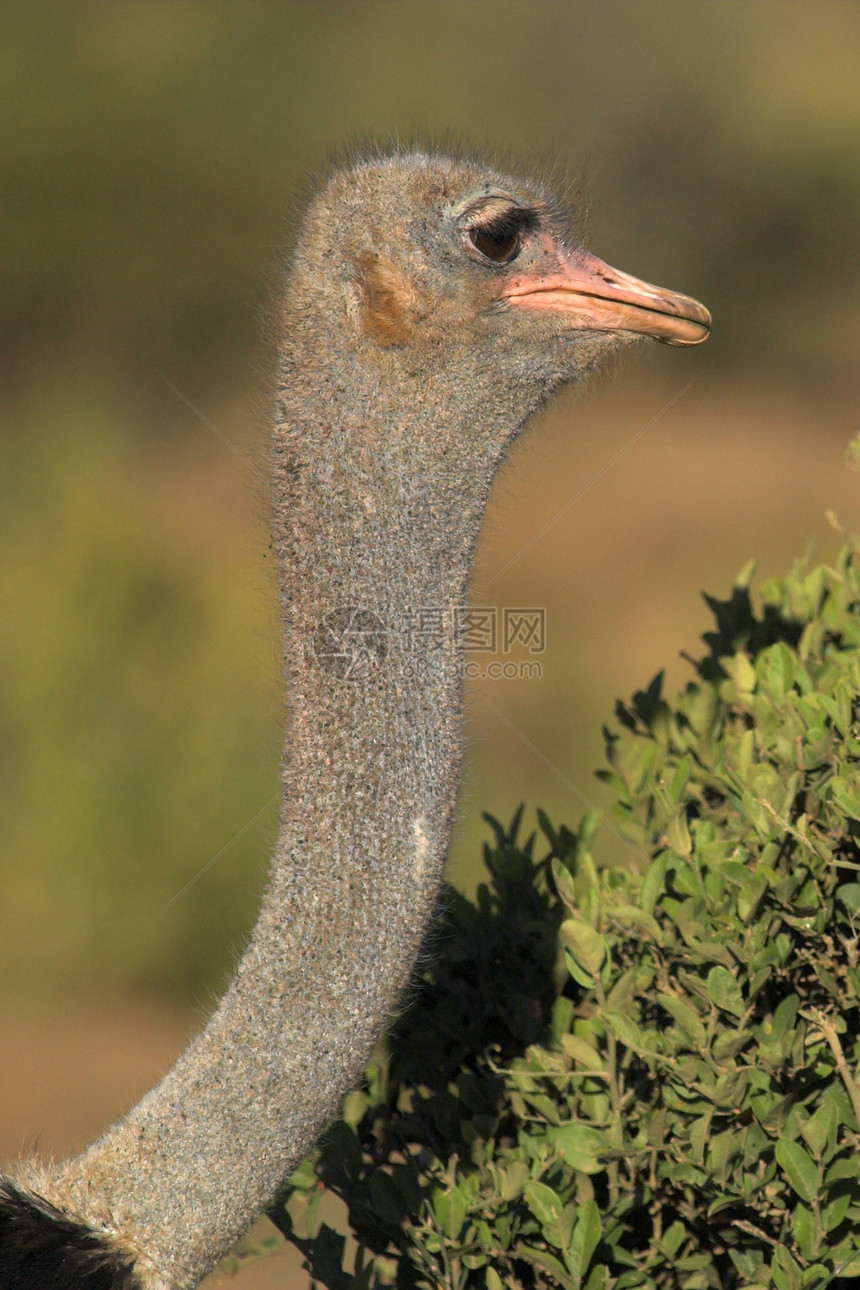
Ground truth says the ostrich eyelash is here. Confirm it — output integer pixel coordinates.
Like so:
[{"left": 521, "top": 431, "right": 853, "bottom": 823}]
[
  {"left": 479, "top": 207, "right": 540, "bottom": 238},
  {"left": 468, "top": 208, "right": 539, "bottom": 263}
]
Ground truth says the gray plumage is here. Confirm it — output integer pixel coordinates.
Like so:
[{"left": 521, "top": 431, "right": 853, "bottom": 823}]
[{"left": 0, "top": 146, "right": 709, "bottom": 1289}]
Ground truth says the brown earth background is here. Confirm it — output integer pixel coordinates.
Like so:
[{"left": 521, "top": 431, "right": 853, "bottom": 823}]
[{"left": 1, "top": 3, "right": 858, "bottom": 1285}]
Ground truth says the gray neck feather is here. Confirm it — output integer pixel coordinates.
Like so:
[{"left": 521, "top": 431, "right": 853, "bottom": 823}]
[{"left": 45, "top": 367, "right": 524, "bottom": 1289}]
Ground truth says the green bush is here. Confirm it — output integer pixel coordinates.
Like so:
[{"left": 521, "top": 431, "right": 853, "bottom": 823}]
[{"left": 273, "top": 533, "right": 860, "bottom": 1290}]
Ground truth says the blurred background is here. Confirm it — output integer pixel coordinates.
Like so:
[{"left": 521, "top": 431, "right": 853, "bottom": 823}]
[{"left": 1, "top": 1, "right": 858, "bottom": 1283}]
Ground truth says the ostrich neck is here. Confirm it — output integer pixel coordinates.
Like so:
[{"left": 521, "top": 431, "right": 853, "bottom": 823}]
[{"left": 48, "top": 378, "right": 509, "bottom": 1290}]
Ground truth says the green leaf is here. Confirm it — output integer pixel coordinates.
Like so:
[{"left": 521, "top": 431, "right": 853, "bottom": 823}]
[
  {"left": 710, "top": 1067, "right": 749, "bottom": 1108},
  {"left": 712, "top": 1028, "right": 749, "bottom": 1062},
  {"left": 564, "top": 951, "right": 597, "bottom": 990},
  {"left": 603, "top": 1011, "right": 644, "bottom": 1053},
  {"left": 560, "top": 920, "right": 606, "bottom": 975},
  {"left": 837, "top": 882, "right": 860, "bottom": 915},
  {"left": 800, "top": 1098, "right": 839, "bottom": 1160},
  {"left": 775, "top": 1138, "right": 819, "bottom": 1203},
  {"left": 734, "top": 557, "right": 758, "bottom": 589},
  {"left": 658, "top": 993, "right": 707, "bottom": 1047},
  {"left": 543, "top": 1205, "right": 576, "bottom": 1254},
  {"left": 821, "top": 1186, "right": 852, "bottom": 1232},
  {"left": 706, "top": 1130, "right": 738, "bottom": 1182},
  {"left": 584, "top": 1265, "right": 608, "bottom": 1290},
  {"left": 738, "top": 872, "right": 768, "bottom": 921},
  {"left": 552, "top": 857, "right": 577, "bottom": 909},
  {"left": 825, "top": 1156, "right": 860, "bottom": 1185},
  {"left": 287, "top": 1156, "right": 319, "bottom": 1191},
  {"left": 561, "top": 1033, "right": 607, "bottom": 1070},
  {"left": 763, "top": 642, "right": 796, "bottom": 699},
  {"left": 736, "top": 727, "right": 755, "bottom": 781},
  {"left": 568, "top": 1200, "right": 602, "bottom": 1278},
  {"left": 828, "top": 1249, "right": 860, "bottom": 1278},
  {"left": 770, "top": 993, "right": 799, "bottom": 1040},
  {"left": 497, "top": 1161, "right": 530, "bottom": 1201},
  {"left": 706, "top": 965, "right": 745, "bottom": 1018},
  {"left": 474, "top": 1219, "right": 493, "bottom": 1250},
  {"left": 732, "top": 651, "right": 757, "bottom": 695},
  {"left": 658, "top": 1220, "right": 686, "bottom": 1258},
  {"left": 667, "top": 811, "right": 692, "bottom": 857},
  {"left": 519, "top": 1244, "right": 578, "bottom": 1290},
  {"left": 552, "top": 995, "right": 575, "bottom": 1041},
  {"left": 728, "top": 1247, "right": 764, "bottom": 1280},
  {"left": 546, "top": 1124, "right": 608, "bottom": 1174},
  {"left": 792, "top": 1204, "right": 819, "bottom": 1258},
  {"left": 831, "top": 776, "right": 860, "bottom": 819},
  {"left": 524, "top": 1181, "right": 563, "bottom": 1226},
  {"left": 610, "top": 904, "right": 662, "bottom": 942},
  {"left": 772, "top": 1243, "right": 802, "bottom": 1290},
  {"left": 669, "top": 754, "right": 693, "bottom": 803},
  {"left": 605, "top": 966, "right": 640, "bottom": 1013},
  {"left": 640, "top": 856, "right": 667, "bottom": 915},
  {"left": 434, "top": 1186, "right": 467, "bottom": 1239},
  {"left": 342, "top": 1089, "right": 369, "bottom": 1128}
]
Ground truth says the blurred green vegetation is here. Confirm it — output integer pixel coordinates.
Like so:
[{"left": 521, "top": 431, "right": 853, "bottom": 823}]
[
  {"left": 0, "top": 402, "right": 281, "bottom": 1003},
  {"left": 1, "top": 1, "right": 858, "bottom": 1006}
]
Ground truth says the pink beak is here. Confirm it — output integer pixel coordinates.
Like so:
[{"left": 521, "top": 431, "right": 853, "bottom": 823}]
[{"left": 503, "top": 250, "right": 711, "bottom": 347}]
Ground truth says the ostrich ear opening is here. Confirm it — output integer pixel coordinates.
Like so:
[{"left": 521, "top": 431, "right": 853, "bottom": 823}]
[{"left": 356, "top": 252, "right": 425, "bottom": 348}]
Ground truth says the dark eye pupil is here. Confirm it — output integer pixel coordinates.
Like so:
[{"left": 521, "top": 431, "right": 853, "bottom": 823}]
[{"left": 469, "top": 225, "right": 521, "bottom": 264}]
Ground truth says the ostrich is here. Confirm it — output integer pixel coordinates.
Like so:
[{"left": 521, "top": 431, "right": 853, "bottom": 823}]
[{"left": 0, "top": 146, "right": 709, "bottom": 1289}]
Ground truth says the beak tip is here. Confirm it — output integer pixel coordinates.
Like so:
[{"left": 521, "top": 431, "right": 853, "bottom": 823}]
[{"left": 662, "top": 320, "right": 711, "bottom": 347}]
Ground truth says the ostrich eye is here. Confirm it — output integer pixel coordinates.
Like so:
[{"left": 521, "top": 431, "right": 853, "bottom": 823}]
[{"left": 469, "top": 221, "right": 523, "bottom": 264}]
